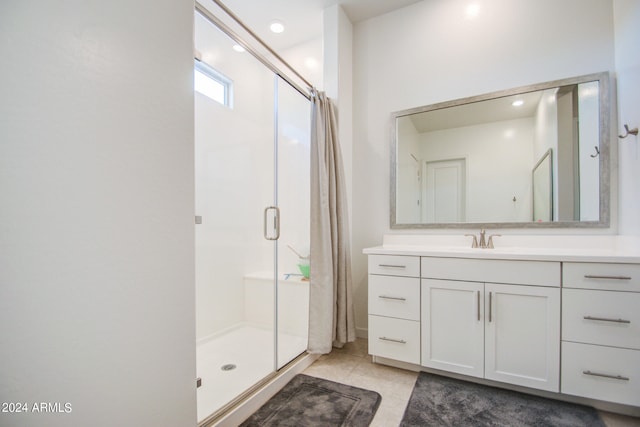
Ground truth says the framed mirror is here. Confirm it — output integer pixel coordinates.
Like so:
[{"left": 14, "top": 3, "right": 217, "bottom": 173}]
[{"left": 391, "top": 72, "right": 610, "bottom": 229}]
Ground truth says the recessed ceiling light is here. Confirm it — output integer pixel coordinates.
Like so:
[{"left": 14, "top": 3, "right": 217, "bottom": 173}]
[
  {"left": 270, "top": 20, "right": 285, "bottom": 34},
  {"left": 232, "top": 44, "right": 245, "bottom": 53},
  {"left": 512, "top": 100, "right": 524, "bottom": 107},
  {"left": 304, "top": 57, "right": 318, "bottom": 70},
  {"left": 465, "top": 3, "right": 480, "bottom": 19}
]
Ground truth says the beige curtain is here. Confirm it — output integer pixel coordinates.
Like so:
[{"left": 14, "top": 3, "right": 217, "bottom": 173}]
[{"left": 307, "top": 90, "right": 356, "bottom": 354}]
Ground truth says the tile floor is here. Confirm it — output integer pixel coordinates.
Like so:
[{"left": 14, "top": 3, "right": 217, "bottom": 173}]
[{"left": 303, "top": 338, "right": 640, "bottom": 427}]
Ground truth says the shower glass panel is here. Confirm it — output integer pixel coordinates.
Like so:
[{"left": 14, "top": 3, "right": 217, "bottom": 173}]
[
  {"left": 194, "top": 10, "right": 311, "bottom": 423},
  {"left": 194, "top": 12, "right": 276, "bottom": 422},
  {"left": 275, "top": 77, "right": 311, "bottom": 369}
]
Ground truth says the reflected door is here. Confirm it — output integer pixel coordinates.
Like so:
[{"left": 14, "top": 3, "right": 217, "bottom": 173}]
[{"left": 423, "top": 159, "right": 466, "bottom": 222}]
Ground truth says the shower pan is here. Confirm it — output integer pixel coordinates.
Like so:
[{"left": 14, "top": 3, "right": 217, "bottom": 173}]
[{"left": 194, "top": 8, "right": 311, "bottom": 424}]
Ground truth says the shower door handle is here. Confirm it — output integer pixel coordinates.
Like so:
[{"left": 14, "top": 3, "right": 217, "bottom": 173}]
[{"left": 263, "top": 206, "right": 280, "bottom": 240}]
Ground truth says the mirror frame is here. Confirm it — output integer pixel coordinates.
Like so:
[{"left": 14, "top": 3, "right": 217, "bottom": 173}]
[{"left": 390, "top": 71, "right": 611, "bottom": 229}]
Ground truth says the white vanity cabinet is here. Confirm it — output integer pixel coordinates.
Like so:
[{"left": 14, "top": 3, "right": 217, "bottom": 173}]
[
  {"left": 367, "top": 255, "right": 421, "bottom": 364},
  {"left": 561, "top": 262, "right": 640, "bottom": 406},
  {"left": 365, "top": 236, "right": 640, "bottom": 411},
  {"left": 421, "top": 257, "right": 561, "bottom": 392}
]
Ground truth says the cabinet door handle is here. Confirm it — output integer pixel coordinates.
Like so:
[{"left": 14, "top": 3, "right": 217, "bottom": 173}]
[
  {"left": 488, "top": 292, "right": 493, "bottom": 323},
  {"left": 583, "top": 315, "right": 631, "bottom": 324},
  {"left": 477, "top": 290, "right": 480, "bottom": 322},
  {"left": 584, "top": 275, "right": 632, "bottom": 280},
  {"left": 378, "top": 264, "right": 406, "bottom": 269},
  {"left": 378, "top": 295, "right": 406, "bottom": 301},
  {"left": 379, "top": 336, "right": 406, "bottom": 344},
  {"left": 583, "top": 370, "right": 630, "bottom": 381}
]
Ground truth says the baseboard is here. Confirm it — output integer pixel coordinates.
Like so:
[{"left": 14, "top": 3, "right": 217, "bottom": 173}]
[
  {"left": 355, "top": 327, "right": 368, "bottom": 339},
  {"left": 372, "top": 355, "right": 422, "bottom": 372}
]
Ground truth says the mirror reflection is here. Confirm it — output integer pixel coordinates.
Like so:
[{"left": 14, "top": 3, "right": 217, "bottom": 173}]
[{"left": 392, "top": 72, "right": 609, "bottom": 228}]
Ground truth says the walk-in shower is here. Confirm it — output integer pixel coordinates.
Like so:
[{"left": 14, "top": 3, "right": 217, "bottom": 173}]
[{"left": 194, "top": 6, "right": 311, "bottom": 424}]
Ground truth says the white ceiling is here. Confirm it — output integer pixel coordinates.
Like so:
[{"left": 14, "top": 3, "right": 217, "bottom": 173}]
[
  {"left": 216, "top": 0, "right": 422, "bottom": 50},
  {"left": 409, "top": 91, "right": 544, "bottom": 133},
  {"left": 335, "top": 0, "right": 423, "bottom": 23}
]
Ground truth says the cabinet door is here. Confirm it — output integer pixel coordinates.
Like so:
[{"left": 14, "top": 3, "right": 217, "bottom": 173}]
[
  {"left": 422, "top": 279, "right": 484, "bottom": 377},
  {"left": 485, "top": 283, "right": 560, "bottom": 392}
]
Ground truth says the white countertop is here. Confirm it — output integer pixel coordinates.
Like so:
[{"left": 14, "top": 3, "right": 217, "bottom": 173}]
[{"left": 363, "top": 235, "right": 640, "bottom": 263}]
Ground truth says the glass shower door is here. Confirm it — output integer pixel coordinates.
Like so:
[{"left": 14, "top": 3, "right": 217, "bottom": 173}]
[
  {"left": 275, "top": 77, "right": 311, "bottom": 369},
  {"left": 194, "top": 11, "right": 277, "bottom": 422},
  {"left": 194, "top": 6, "right": 313, "bottom": 422}
]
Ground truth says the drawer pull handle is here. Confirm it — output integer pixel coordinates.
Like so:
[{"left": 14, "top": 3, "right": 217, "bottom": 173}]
[
  {"left": 583, "top": 370, "right": 630, "bottom": 381},
  {"left": 477, "top": 290, "right": 480, "bottom": 322},
  {"left": 584, "top": 275, "right": 632, "bottom": 280},
  {"left": 379, "top": 337, "right": 406, "bottom": 344},
  {"left": 583, "top": 316, "right": 631, "bottom": 324},
  {"left": 378, "top": 295, "right": 406, "bottom": 301},
  {"left": 378, "top": 264, "right": 406, "bottom": 269}
]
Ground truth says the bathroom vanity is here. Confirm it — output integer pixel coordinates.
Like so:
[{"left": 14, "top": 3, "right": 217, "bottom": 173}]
[{"left": 364, "top": 235, "right": 640, "bottom": 411}]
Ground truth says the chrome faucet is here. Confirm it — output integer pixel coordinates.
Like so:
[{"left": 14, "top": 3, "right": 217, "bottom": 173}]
[
  {"left": 478, "top": 229, "right": 486, "bottom": 248},
  {"left": 487, "top": 233, "right": 501, "bottom": 249},
  {"left": 465, "top": 229, "right": 500, "bottom": 249},
  {"left": 464, "top": 231, "right": 480, "bottom": 248}
]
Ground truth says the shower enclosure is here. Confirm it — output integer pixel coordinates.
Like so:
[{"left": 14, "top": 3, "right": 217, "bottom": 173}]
[{"left": 194, "top": 9, "right": 311, "bottom": 424}]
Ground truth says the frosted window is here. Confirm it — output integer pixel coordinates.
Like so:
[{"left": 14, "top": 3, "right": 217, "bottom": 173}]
[{"left": 194, "top": 61, "right": 232, "bottom": 107}]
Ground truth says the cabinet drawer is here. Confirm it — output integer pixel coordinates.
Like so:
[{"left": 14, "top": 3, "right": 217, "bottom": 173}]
[
  {"left": 561, "top": 341, "right": 640, "bottom": 407},
  {"left": 421, "top": 257, "right": 560, "bottom": 287},
  {"left": 563, "top": 262, "right": 640, "bottom": 291},
  {"left": 368, "top": 315, "right": 420, "bottom": 364},
  {"left": 368, "top": 275, "right": 420, "bottom": 321},
  {"left": 369, "top": 255, "right": 420, "bottom": 277},
  {"left": 563, "top": 289, "right": 640, "bottom": 350}
]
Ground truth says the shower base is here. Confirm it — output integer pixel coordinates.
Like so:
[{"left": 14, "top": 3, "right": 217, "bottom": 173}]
[{"left": 196, "top": 325, "right": 307, "bottom": 423}]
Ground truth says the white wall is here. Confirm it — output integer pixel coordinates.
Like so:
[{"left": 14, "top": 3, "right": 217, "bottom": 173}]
[
  {"left": 0, "top": 1, "right": 196, "bottom": 426},
  {"left": 352, "top": 0, "right": 616, "bottom": 334},
  {"left": 396, "top": 117, "right": 421, "bottom": 223},
  {"left": 578, "top": 82, "right": 601, "bottom": 221},
  {"left": 614, "top": 0, "right": 640, "bottom": 235},
  {"left": 419, "top": 118, "right": 534, "bottom": 223},
  {"left": 324, "top": 5, "right": 354, "bottom": 237},
  {"left": 533, "top": 89, "right": 560, "bottom": 219},
  {"left": 281, "top": 37, "right": 324, "bottom": 91}
]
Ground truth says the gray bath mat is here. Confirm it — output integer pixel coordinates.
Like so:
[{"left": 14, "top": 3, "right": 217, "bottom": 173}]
[
  {"left": 401, "top": 372, "right": 604, "bottom": 427},
  {"left": 240, "top": 374, "right": 381, "bottom": 426}
]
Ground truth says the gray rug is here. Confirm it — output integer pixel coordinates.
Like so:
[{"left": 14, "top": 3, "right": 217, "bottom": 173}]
[
  {"left": 241, "top": 374, "right": 382, "bottom": 427},
  {"left": 401, "top": 372, "right": 605, "bottom": 427}
]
